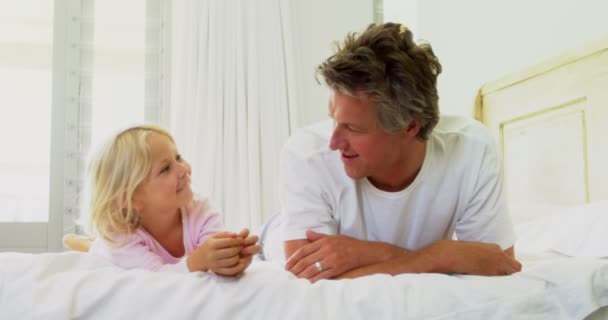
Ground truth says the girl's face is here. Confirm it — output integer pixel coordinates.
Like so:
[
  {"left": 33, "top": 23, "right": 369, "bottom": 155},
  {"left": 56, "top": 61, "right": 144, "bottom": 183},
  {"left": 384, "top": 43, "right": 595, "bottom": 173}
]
[{"left": 132, "top": 132, "right": 193, "bottom": 219}]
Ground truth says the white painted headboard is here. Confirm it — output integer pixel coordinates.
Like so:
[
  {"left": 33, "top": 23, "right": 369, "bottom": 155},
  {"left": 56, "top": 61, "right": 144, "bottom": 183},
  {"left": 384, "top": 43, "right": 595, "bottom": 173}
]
[{"left": 474, "top": 36, "right": 608, "bottom": 213}]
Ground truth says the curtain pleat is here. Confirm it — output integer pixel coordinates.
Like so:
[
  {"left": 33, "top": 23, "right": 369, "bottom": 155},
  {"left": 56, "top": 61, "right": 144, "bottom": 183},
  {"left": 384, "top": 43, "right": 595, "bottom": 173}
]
[{"left": 168, "top": 0, "right": 298, "bottom": 230}]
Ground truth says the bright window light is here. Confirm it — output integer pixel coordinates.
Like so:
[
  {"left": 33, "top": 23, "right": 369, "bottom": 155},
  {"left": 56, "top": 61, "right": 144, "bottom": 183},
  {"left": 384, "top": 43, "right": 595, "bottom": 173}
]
[{"left": 0, "top": 0, "right": 54, "bottom": 222}]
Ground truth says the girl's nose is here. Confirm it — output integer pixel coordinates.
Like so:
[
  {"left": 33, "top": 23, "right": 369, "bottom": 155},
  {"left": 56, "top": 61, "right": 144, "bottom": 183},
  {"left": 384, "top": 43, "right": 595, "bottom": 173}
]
[{"left": 177, "top": 160, "right": 191, "bottom": 177}]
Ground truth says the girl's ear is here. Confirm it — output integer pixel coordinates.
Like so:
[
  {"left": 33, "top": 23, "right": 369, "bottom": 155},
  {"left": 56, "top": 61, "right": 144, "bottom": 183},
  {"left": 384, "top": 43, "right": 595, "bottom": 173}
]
[
  {"left": 131, "top": 199, "right": 143, "bottom": 211},
  {"left": 123, "top": 192, "right": 143, "bottom": 211}
]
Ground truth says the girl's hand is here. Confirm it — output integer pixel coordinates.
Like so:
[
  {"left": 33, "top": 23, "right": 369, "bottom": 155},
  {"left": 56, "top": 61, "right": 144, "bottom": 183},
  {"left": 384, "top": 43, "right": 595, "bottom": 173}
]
[
  {"left": 213, "top": 229, "right": 261, "bottom": 276},
  {"left": 213, "top": 252, "right": 254, "bottom": 276},
  {"left": 187, "top": 231, "right": 243, "bottom": 274},
  {"left": 237, "top": 228, "right": 261, "bottom": 256}
]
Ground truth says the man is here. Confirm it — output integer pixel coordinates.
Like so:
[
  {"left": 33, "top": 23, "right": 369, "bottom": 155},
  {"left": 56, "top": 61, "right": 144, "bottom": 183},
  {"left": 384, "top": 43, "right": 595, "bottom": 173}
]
[{"left": 277, "top": 22, "right": 521, "bottom": 283}]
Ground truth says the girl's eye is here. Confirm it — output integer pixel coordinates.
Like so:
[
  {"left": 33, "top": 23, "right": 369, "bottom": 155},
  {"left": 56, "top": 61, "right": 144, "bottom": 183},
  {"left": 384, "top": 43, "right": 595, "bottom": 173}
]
[
  {"left": 176, "top": 154, "right": 182, "bottom": 161},
  {"left": 160, "top": 165, "right": 170, "bottom": 174}
]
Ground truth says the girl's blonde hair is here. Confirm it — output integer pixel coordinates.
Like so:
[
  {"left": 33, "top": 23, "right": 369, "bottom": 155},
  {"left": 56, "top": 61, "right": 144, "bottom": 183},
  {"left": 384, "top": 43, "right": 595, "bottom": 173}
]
[{"left": 88, "top": 125, "right": 175, "bottom": 244}]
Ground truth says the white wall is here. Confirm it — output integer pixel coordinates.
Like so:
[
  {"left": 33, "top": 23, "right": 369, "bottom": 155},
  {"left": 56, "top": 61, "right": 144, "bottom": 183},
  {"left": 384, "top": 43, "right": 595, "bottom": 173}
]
[
  {"left": 383, "top": 0, "right": 418, "bottom": 34},
  {"left": 290, "top": 0, "right": 375, "bottom": 127},
  {"left": 387, "top": 0, "right": 608, "bottom": 117}
]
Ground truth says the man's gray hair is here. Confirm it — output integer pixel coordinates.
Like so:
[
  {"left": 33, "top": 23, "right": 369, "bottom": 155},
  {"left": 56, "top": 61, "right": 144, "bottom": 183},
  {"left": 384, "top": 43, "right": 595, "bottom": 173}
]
[{"left": 317, "top": 22, "right": 442, "bottom": 140}]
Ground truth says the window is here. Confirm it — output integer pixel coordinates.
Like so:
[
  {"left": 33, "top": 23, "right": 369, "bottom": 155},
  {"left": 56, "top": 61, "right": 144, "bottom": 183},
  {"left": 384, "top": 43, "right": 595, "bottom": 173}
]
[
  {"left": 0, "top": 0, "right": 168, "bottom": 252},
  {"left": 0, "top": 2, "right": 53, "bottom": 223}
]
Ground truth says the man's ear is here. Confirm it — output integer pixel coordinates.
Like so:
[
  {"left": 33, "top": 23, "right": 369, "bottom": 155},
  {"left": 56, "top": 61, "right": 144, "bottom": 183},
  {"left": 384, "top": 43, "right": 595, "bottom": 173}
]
[{"left": 403, "top": 117, "right": 421, "bottom": 138}]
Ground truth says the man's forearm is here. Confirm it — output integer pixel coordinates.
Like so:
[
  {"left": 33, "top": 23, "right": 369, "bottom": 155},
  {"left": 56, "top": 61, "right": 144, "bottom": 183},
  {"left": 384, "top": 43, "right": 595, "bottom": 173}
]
[
  {"left": 336, "top": 241, "right": 521, "bottom": 279},
  {"left": 336, "top": 245, "right": 442, "bottom": 279},
  {"left": 355, "top": 240, "right": 410, "bottom": 267}
]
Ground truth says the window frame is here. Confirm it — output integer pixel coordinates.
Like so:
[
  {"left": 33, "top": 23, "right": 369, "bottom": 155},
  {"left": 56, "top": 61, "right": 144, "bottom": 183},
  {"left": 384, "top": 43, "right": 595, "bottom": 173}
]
[
  {"left": 0, "top": 0, "right": 68, "bottom": 252},
  {"left": 0, "top": 0, "right": 169, "bottom": 252}
]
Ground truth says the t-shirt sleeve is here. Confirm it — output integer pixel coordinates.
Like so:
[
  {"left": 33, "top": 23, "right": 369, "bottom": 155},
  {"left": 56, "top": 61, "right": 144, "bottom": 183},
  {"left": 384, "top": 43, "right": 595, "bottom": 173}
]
[
  {"left": 189, "top": 198, "right": 225, "bottom": 246},
  {"left": 279, "top": 137, "right": 338, "bottom": 241},
  {"left": 89, "top": 235, "right": 189, "bottom": 273},
  {"left": 455, "top": 136, "right": 516, "bottom": 250}
]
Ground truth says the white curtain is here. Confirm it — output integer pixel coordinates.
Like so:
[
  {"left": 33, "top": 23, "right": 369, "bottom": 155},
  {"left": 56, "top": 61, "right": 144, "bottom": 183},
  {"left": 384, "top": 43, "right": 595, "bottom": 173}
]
[
  {"left": 167, "top": 0, "right": 298, "bottom": 230},
  {"left": 74, "top": 0, "right": 167, "bottom": 237}
]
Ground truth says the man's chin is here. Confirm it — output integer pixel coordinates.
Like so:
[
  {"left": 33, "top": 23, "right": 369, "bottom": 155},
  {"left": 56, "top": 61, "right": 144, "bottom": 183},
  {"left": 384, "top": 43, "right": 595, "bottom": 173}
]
[{"left": 344, "top": 167, "right": 365, "bottom": 180}]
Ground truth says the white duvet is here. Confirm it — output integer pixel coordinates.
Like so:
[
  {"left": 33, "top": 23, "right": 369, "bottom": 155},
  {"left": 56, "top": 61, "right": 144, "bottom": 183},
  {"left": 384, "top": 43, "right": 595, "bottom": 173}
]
[{"left": 1, "top": 251, "right": 607, "bottom": 319}]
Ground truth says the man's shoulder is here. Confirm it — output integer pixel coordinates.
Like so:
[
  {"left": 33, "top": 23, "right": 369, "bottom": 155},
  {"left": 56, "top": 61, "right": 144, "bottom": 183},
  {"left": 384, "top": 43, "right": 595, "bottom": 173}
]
[
  {"left": 280, "top": 119, "right": 348, "bottom": 187},
  {"left": 433, "top": 115, "right": 495, "bottom": 149},
  {"left": 435, "top": 115, "right": 490, "bottom": 136},
  {"left": 282, "top": 119, "right": 334, "bottom": 160},
  {"left": 428, "top": 115, "right": 499, "bottom": 173}
]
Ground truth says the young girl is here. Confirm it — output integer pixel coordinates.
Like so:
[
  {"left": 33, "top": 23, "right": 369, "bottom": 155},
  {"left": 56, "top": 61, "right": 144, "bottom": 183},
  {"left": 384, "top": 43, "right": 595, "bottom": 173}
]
[{"left": 87, "top": 125, "right": 260, "bottom": 274}]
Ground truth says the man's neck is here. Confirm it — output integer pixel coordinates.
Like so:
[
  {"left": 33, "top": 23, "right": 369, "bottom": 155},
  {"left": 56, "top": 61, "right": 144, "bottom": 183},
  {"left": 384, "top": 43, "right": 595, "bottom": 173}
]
[{"left": 368, "top": 140, "right": 427, "bottom": 192}]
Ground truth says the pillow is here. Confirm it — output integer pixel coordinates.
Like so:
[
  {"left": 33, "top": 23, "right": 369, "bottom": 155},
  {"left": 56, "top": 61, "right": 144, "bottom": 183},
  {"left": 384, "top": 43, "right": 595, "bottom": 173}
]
[
  {"left": 514, "top": 200, "right": 608, "bottom": 258},
  {"left": 256, "top": 212, "right": 286, "bottom": 264}
]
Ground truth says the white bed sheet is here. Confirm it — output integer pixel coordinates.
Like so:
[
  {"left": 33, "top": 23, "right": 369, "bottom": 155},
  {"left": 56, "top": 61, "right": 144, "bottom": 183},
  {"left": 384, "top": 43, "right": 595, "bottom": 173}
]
[{"left": 1, "top": 251, "right": 606, "bottom": 319}]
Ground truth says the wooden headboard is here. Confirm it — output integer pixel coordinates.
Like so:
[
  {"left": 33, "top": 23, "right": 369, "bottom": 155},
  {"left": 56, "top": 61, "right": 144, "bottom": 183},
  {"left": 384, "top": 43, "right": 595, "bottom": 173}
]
[{"left": 474, "top": 37, "right": 608, "bottom": 211}]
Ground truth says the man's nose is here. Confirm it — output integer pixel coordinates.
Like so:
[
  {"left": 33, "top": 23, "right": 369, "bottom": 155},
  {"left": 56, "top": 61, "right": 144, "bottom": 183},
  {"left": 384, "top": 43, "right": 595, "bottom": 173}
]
[{"left": 329, "top": 127, "right": 344, "bottom": 151}]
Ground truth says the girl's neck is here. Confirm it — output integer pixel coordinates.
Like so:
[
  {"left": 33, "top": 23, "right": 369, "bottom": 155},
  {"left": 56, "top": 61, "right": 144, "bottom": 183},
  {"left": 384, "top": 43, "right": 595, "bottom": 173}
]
[
  {"left": 139, "top": 208, "right": 182, "bottom": 238},
  {"left": 140, "top": 208, "right": 186, "bottom": 258}
]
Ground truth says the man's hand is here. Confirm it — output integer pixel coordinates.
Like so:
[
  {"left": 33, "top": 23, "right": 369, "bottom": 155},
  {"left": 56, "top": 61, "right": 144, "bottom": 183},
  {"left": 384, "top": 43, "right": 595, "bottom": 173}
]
[
  {"left": 285, "top": 230, "right": 406, "bottom": 283},
  {"left": 285, "top": 230, "right": 362, "bottom": 282}
]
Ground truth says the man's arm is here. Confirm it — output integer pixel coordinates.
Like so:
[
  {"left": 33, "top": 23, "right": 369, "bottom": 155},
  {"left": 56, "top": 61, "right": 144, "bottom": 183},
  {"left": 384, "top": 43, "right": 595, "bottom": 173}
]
[
  {"left": 285, "top": 232, "right": 521, "bottom": 283},
  {"left": 284, "top": 231, "right": 408, "bottom": 280},
  {"left": 336, "top": 242, "right": 520, "bottom": 280}
]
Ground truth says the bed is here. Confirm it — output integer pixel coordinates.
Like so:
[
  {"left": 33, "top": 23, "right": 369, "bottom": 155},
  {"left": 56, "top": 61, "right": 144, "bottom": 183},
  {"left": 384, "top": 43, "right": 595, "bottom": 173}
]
[{"left": 2, "top": 39, "right": 608, "bottom": 319}]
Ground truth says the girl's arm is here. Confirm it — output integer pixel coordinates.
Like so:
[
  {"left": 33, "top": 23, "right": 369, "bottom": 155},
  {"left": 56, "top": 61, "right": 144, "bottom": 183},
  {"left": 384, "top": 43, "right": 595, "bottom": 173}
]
[{"left": 89, "top": 236, "right": 191, "bottom": 272}]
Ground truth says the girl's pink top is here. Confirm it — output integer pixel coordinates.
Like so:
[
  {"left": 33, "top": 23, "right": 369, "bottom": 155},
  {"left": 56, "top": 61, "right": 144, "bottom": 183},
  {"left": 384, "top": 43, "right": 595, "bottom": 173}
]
[{"left": 89, "top": 198, "right": 224, "bottom": 272}]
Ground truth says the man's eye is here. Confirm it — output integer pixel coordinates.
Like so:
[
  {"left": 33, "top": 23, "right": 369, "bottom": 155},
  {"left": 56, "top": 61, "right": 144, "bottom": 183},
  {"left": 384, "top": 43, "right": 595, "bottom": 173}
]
[{"left": 347, "top": 125, "right": 364, "bottom": 133}]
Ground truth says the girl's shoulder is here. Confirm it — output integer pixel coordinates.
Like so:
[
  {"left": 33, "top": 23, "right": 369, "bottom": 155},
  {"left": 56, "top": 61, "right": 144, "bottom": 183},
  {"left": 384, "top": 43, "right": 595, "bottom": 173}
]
[{"left": 183, "top": 194, "right": 221, "bottom": 222}]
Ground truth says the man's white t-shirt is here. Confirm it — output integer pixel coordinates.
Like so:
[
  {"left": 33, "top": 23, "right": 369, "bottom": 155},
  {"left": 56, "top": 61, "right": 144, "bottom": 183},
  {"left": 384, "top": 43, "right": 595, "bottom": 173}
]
[{"left": 278, "top": 115, "right": 515, "bottom": 253}]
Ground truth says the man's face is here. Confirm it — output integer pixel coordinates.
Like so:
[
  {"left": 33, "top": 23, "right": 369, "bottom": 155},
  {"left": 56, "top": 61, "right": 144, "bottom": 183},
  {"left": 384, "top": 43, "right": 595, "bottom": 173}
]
[{"left": 328, "top": 90, "right": 405, "bottom": 182}]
